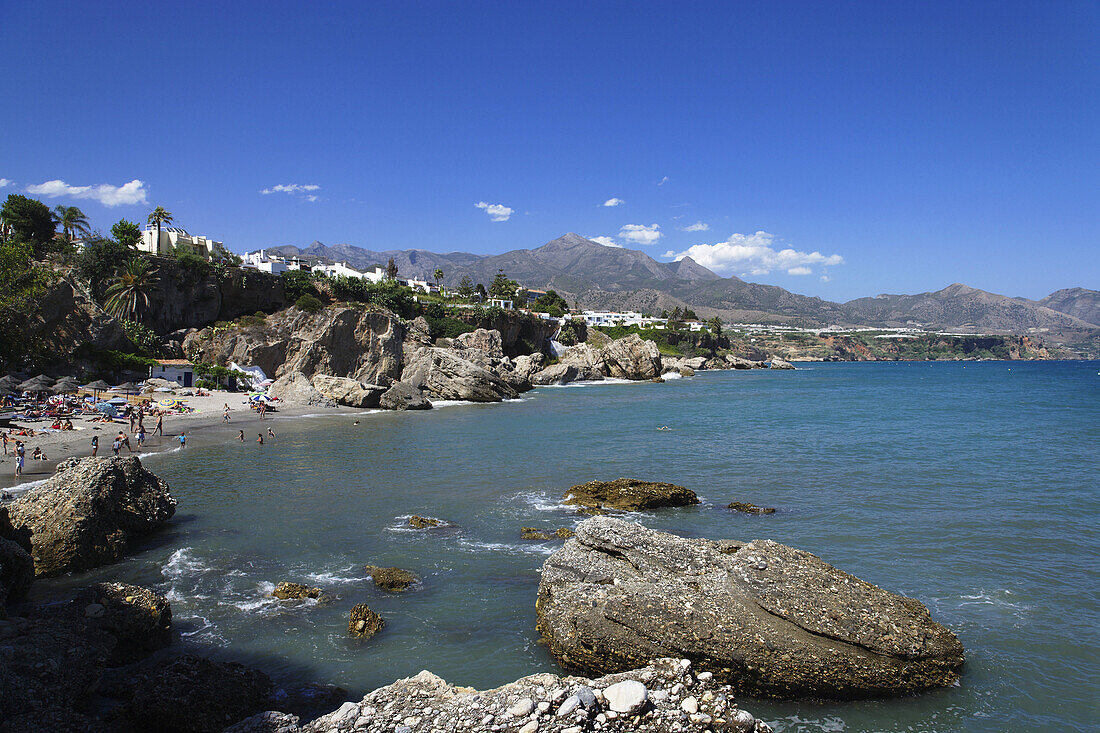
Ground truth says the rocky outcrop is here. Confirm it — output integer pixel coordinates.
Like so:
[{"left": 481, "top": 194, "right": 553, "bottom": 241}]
[
  {"left": 19, "top": 276, "right": 132, "bottom": 372},
  {"left": 601, "top": 334, "right": 662, "bottom": 380},
  {"left": 115, "top": 654, "right": 275, "bottom": 733},
  {"left": 728, "top": 502, "right": 776, "bottom": 514},
  {"left": 512, "top": 352, "right": 546, "bottom": 380},
  {"left": 726, "top": 355, "right": 765, "bottom": 369},
  {"left": 563, "top": 478, "right": 700, "bottom": 512},
  {"left": 530, "top": 362, "right": 603, "bottom": 386},
  {"left": 2, "top": 457, "right": 176, "bottom": 577},
  {"left": 378, "top": 381, "right": 432, "bottom": 410},
  {"left": 268, "top": 372, "right": 335, "bottom": 407},
  {"left": 298, "top": 658, "right": 770, "bottom": 733},
  {"left": 0, "top": 536, "right": 34, "bottom": 615},
  {"left": 184, "top": 306, "right": 405, "bottom": 386},
  {"left": 363, "top": 565, "right": 417, "bottom": 591},
  {"left": 521, "top": 527, "right": 576, "bottom": 541},
  {"left": 537, "top": 517, "right": 965, "bottom": 699},
  {"left": 73, "top": 582, "right": 173, "bottom": 665},
  {"left": 768, "top": 358, "right": 795, "bottom": 370},
  {"left": 408, "top": 515, "right": 443, "bottom": 529},
  {"left": 401, "top": 347, "right": 519, "bottom": 402},
  {"left": 454, "top": 328, "right": 505, "bottom": 358},
  {"left": 272, "top": 582, "right": 330, "bottom": 602},
  {"left": 348, "top": 604, "right": 384, "bottom": 639},
  {"left": 309, "top": 375, "right": 386, "bottom": 408}
]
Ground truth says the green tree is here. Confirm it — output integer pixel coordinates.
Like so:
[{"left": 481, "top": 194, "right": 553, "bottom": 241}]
[
  {"left": 0, "top": 241, "right": 52, "bottom": 363},
  {"left": 146, "top": 206, "right": 173, "bottom": 254},
  {"left": 282, "top": 269, "right": 318, "bottom": 302},
  {"left": 707, "top": 316, "right": 722, "bottom": 335},
  {"left": 110, "top": 219, "right": 142, "bottom": 248},
  {"left": 489, "top": 268, "right": 519, "bottom": 299},
  {"left": 456, "top": 275, "right": 475, "bottom": 299},
  {"left": 77, "top": 235, "right": 137, "bottom": 294},
  {"left": 384, "top": 257, "right": 399, "bottom": 281},
  {"left": 475, "top": 283, "right": 487, "bottom": 300},
  {"left": 54, "top": 205, "right": 90, "bottom": 242},
  {"left": 1, "top": 194, "right": 58, "bottom": 255},
  {"left": 433, "top": 268, "right": 444, "bottom": 290},
  {"left": 104, "top": 257, "right": 160, "bottom": 322}
]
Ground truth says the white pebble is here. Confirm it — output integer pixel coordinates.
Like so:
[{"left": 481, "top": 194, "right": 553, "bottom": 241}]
[
  {"left": 507, "top": 698, "right": 535, "bottom": 718},
  {"left": 696, "top": 671, "right": 713, "bottom": 681},
  {"left": 603, "top": 680, "right": 648, "bottom": 714},
  {"left": 518, "top": 720, "right": 538, "bottom": 733},
  {"left": 680, "top": 696, "right": 699, "bottom": 714}
]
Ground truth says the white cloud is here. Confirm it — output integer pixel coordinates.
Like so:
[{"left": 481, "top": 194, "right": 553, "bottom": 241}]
[
  {"left": 0, "top": 178, "right": 11, "bottom": 188},
  {"left": 668, "top": 231, "right": 844, "bottom": 277},
  {"left": 25, "top": 178, "right": 148, "bottom": 207},
  {"left": 662, "top": 250, "right": 676, "bottom": 258},
  {"left": 658, "top": 176, "right": 669, "bottom": 186},
  {"left": 680, "top": 221, "right": 709, "bottom": 232},
  {"left": 603, "top": 197, "right": 624, "bottom": 207},
  {"left": 261, "top": 183, "right": 321, "bottom": 196},
  {"left": 589, "top": 236, "right": 622, "bottom": 248},
  {"left": 820, "top": 274, "right": 832, "bottom": 283},
  {"left": 618, "top": 223, "right": 662, "bottom": 245},
  {"left": 475, "top": 201, "right": 513, "bottom": 222}
]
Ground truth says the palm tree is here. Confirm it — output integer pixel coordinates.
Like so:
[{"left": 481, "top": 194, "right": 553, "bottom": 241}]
[
  {"left": 433, "top": 268, "right": 444, "bottom": 292},
  {"left": 104, "top": 257, "right": 160, "bottom": 322},
  {"left": 54, "top": 205, "right": 90, "bottom": 241},
  {"left": 146, "top": 206, "right": 173, "bottom": 255}
]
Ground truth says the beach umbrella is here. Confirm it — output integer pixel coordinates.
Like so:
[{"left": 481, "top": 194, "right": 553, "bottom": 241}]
[
  {"left": 84, "top": 379, "right": 111, "bottom": 390},
  {"left": 113, "top": 382, "right": 139, "bottom": 394},
  {"left": 107, "top": 397, "right": 129, "bottom": 405},
  {"left": 94, "top": 402, "right": 119, "bottom": 417},
  {"left": 50, "top": 381, "right": 78, "bottom": 394},
  {"left": 18, "top": 376, "right": 53, "bottom": 392}
]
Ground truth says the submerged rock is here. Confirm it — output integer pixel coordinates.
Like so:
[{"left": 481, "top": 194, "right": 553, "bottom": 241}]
[
  {"left": 536, "top": 517, "right": 965, "bottom": 699},
  {"left": 363, "top": 565, "right": 417, "bottom": 591},
  {"left": 728, "top": 502, "right": 777, "bottom": 515},
  {"left": 408, "top": 515, "right": 443, "bottom": 529},
  {"left": 272, "top": 582, "right": 330, "bottom": 602},
  {"left": 563, "top": 478, "right": 700, "bottom": 512},
  {"left": 2, "top": 457, "right": 176, "bottom": 577},
  {"left": 520, "top": 527, "right": 576, "bottom": 541},
  {"left": 298, "top": 657, "right": 770, "bottom": 732},
  {"left": 348, "top": 603, "right": 384, "bottom": 639}
]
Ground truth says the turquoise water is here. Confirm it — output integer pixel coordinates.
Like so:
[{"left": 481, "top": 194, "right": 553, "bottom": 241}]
[{"left": 29, "top": 362, "right": 1100, "bottom": 731}]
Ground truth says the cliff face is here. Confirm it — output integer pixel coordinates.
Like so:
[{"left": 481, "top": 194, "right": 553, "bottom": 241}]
[
  {"left": 183, "top": 305, "right": 406, "bottom": 385},
  {"left": 142, "top": 257, "right": 287, "bottom": 335},
  {"left": 18, "top": 276, "right": 133, "bottom": 370}
]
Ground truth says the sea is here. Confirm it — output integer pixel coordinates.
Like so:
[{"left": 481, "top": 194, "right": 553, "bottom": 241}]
[{"left": 21, "top": 361, "right": 1100, "bottom": 732}]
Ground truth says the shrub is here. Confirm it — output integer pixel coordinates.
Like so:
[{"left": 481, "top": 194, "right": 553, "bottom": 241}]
[
  {"left": 295, "top": 293, "right": 323, "bottom": 313},
  {"left": 281, "top": 270, "right": 318, "bottom": 302},
  {"left": 121, "top": 319, "right": 160, "bottom": 355},
  {"left": 77, "top": 236, "right": 137, "bottom": 294}
]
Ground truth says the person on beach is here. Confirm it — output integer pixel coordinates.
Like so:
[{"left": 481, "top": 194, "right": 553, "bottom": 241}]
[
  {"left": 257, "top": 433, "right": 263, "bottom": 444},
  {"left": 237, "top": 429, "right": 244, "bottom": 442},
  {"left": 258, "top": 402, "right": 266, "bottom": 420},
  {"left": 136, "top": 408, "right": 145, "bottom": 432},
  {"left": 178, "top": 432, "right": 187, "bottom": 448},
  {"left": 154, "top": 414, "right": 164, "bottom": 436},
  {"left": 267, "top": 427, "right": 276, "bottom": 439},
  {"left": 111, "top": 438, "right": 121, "bottom": 456},
  {"left": 129, "top": 411, "right": 136, "bottom": 432},
  {"left": 31, "top": 447, "right": 47, "bottom": 461},
  {"left": 2, "top": 433, "right": 7, "bottom": 455},
  {"left": 91, "top": 435, "right": 98, "bottom": 457},
  {"left": 118, "top": 431, "right": 133, "bottom": 453},
  {"left": 223, "top": 403, "right": 231, "bottom": 423},
  {"left": 14, "top": 442, "right": 24, "bottom": 477},
  {"left": 136, "top": 426, "right": 146, "bottom": 448}
]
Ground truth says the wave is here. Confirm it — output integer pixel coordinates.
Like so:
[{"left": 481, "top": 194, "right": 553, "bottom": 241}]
[
  {"left": 457, "top": 539, "right": 557, "bottom": 556},
  {"left": 766, "top": 715, "right": 847, "bottom": 733}
]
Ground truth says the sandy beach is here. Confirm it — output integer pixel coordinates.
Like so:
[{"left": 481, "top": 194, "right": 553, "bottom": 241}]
[{"left": 0, "top": 390, "right": 356, "bottom": 491}]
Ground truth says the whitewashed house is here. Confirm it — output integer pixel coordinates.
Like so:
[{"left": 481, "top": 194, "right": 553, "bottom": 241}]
[
  {"left": 148, "top": 359, "right": 195, "bottom": 388},
  {"left": 138, "top": 226, "right": 221, "bottom": 259}
]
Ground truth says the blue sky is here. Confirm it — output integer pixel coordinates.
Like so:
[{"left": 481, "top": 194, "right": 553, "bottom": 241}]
[{"left": 2, "top": 1, "right": 1097, "bottom": 301}]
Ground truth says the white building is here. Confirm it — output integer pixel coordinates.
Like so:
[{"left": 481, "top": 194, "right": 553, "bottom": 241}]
[
  {"left": 489, "top": 298, "right": 514, "bottom": 310},
  {"left": 242, "top": 250, "right": 288, "bottom": 274},
  {"left": 311, "top": 261, "right": 365, "bottom": 279},
  {"left": 580, "top": 310, "right": 667, "bottom": 328},
  {"left": 139, "top": 226, "right": 221, "bottom": 259},
  {"left": 148, "top": 359, "right": 196, "bottom": 388},
  {"left": 403, "top": 277, "right": 439, "bottom": 294}
]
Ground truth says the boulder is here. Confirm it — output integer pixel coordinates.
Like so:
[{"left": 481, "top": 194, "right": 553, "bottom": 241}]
[
  {"left": 3, "top": 457, "right": 176, "bottom": 577},
  {"left": 726, "top": 355, "right": 761, "bottom": 369},
  {"left": 536, "top": 517, "right": 965, "bottom": 699},
  {"left": 378, "top": 381, "right": 432, "bottom": 410},
  {"left": 454, "top": 328, "right": 505, "bottom": 359},
  {"left": 728, "top": 502, "right": 776, "bottom": 515},
  {"left": 223, "top": 711, "right": 301, "bottom": 733},
  {"left": 512, "top": 352, "right": 545, "bottom": 380},
  {"left": 271, "top": 582, "right": 330, "bottom": 602},
  {"left": 268, "top": 372, "right": 334, "bottom": 407},
  {"left": 682, "top": 356, "right": 708, "bottom": 370},
  {"left": 72, "top": 582, "right": 172, "bottom": 665},
  {"left": 363, "top": 565, "right": 417, "bottom": 591},
  {"left": 0, "top": 536, "right": 34, "bottom": 614},
  {"left": 563, "top": 478, "right": 700, "bottom": 512},
  {"left": 401, "top": 347, "right": 518, "bottom": 402},
  {"left": 769, "top": 358, "right": 796, "bottom": 370},
  {"left": 679, "top": 367, "right": 695, "bottom": 377},
  {"left": 530, "top": 362, "right": 604, "bottom": 386},
  {"left": 348, "top": 603, "right": 384, "bottom": 639},
  {"left": 408, "top": 515, "right": 442, "bottom": 529},
  {"left": 117, "top": 654, "right": 275, "bottom": 733},
  {"left": 142, "top": 377, "right": 182, "bottom": 392},
  {"left": 299, "top": 657, "right": 770, "bottom": 732},
  {"left": 309, "top": 375, "right": 386, "bottom": 408},
  {"left": 601, "top": 334, "right": 663, "bottom": 380}
]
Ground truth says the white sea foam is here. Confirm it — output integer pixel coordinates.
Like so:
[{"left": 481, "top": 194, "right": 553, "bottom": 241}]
[
  {"left": 458, "top": 539, "right": 557, "bottom": 556},
  {"left": 515, "top": 491, "right": 572, "bottom": 512},
  {"left": 300, "top": 569, "right": 366, "bottom": 585},
  {"left": 662, "top": 370, "right": 683, "bottom": 380},
  {"left": 386, "top": 514, "right": 455, "bottom": 533},
  {"left": 766, "top": 715, "right": 847, "bottom": 732}
]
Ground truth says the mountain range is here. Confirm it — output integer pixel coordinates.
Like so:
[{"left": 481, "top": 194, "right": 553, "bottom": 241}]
[{"left": 267, "top": 234, "right": 1099, "bottom": 344}]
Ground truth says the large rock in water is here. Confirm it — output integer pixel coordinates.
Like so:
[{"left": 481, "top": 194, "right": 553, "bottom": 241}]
[
  {"left": 267, "top": 371, "right": 334, "bottom": 407},
  {"left": 2, "top": 457, "right": 176, "bottom": 577},
  {"left": 601, "top": 333, "right": 663, "bottom": 379},
  {"left": 536, "top": 517, "right": 965, "bottom": 700},
  {"left": 563, "top": 478, "right": 700, "bottom": 512},
  {"left": 378, "top": 380, "right": 432, "bottom": 410},
  {"left": 401, "top": 346, "right": 518, "bottom": 402},
  {"left": 309, "top": 375, "right": 386, "bottom": 408}
]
